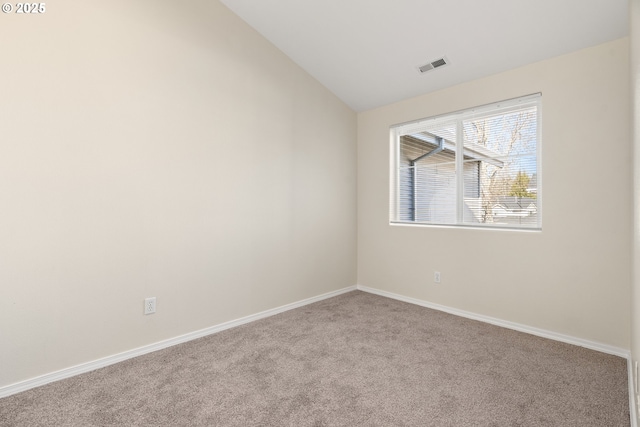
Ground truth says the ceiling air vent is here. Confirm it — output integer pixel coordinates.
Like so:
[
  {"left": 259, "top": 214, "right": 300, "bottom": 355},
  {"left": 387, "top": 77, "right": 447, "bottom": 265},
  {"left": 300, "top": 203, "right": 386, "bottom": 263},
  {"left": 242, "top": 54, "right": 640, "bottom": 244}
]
[{"left": 418, "top": 57, "right": 449, "bottom": 74}]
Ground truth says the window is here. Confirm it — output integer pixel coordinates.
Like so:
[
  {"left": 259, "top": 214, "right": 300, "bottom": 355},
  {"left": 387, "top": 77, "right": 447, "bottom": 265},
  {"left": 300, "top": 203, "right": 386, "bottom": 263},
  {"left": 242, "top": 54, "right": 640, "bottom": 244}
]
[{"left": 390, "top": 94, "right": 541, "bottom": 230}]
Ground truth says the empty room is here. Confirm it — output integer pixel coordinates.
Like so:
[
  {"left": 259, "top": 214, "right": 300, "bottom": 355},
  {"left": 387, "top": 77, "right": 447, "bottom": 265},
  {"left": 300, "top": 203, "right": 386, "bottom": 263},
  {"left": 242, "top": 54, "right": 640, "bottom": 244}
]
[{"left": 1, "top": 0, "right": 639, "bottom": 425}]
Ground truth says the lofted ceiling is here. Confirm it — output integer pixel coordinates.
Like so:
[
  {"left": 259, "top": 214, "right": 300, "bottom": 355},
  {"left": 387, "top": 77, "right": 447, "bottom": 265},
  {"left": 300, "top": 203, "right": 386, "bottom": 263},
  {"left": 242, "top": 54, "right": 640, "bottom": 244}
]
[{"left": 219, "top": 0, "right": 628, "bottom": 112}]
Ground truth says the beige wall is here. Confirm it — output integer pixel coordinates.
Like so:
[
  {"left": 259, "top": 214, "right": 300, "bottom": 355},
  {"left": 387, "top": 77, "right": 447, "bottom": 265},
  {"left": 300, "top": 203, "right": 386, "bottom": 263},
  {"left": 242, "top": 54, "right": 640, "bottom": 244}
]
[
  {"left": 358, "top": 38, "right": 631, "bottom": 349},
  {"left": 0, "top": 0, "right": 357, "bottom": 388},
  {"left": 632, "top": 0, "right": 640, "bottom": 423}
]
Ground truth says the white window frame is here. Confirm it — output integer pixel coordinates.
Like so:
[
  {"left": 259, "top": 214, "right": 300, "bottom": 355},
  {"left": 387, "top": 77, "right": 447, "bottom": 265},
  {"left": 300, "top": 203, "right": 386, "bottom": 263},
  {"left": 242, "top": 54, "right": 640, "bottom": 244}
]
[{"left": 389, "top": 93, "right": 542, "bottom": 231}]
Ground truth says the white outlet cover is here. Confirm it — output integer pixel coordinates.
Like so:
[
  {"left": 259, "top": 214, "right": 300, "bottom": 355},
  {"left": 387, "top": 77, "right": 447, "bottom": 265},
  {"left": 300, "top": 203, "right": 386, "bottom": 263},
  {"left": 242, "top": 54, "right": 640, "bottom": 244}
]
[{"left": 144, "top": 297, "right": 156, "bottom": 315}]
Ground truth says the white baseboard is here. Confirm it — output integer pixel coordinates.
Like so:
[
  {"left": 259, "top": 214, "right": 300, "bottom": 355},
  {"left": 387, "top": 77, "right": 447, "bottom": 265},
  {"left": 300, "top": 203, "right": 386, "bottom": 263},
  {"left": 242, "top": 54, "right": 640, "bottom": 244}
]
[
  {"left": 0, "top": 285, "right": 357, "bottom": 399},
  {"left": 628, "top": 355, "right": 638, "bottom": 427},
  {"left": 357, "top": 284, "right": 630, "bottom": 358}
]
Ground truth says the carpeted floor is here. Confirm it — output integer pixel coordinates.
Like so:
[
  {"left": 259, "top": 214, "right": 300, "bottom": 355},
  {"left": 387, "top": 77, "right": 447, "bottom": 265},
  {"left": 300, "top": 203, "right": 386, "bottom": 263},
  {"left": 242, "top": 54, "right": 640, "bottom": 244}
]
[{"left": 0, "top": 291, "right": 630, "bottom": 426}]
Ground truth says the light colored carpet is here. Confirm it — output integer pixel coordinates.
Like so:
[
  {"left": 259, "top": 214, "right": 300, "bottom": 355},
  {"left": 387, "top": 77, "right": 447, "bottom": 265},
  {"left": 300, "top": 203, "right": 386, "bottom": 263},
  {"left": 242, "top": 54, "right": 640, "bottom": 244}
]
[{"left": 0, "top": 291, "right": 630, "bottom": 426}]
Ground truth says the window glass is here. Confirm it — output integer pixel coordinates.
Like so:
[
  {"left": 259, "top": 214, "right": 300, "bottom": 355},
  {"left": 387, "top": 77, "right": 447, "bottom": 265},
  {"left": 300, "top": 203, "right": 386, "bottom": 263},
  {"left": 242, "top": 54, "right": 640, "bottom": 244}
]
[{"left": 390, "top": 94, "right": 541, "bottom": 230}]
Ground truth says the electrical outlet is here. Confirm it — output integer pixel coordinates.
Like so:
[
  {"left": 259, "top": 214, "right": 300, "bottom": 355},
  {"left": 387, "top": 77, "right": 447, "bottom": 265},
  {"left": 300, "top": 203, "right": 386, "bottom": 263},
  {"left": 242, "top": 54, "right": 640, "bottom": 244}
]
[
  {"left": 434, "top": 271, "right": 441, "bottom": 283},
  {"left": 144, "top": 297, "right": 156, "bottom": 315}
]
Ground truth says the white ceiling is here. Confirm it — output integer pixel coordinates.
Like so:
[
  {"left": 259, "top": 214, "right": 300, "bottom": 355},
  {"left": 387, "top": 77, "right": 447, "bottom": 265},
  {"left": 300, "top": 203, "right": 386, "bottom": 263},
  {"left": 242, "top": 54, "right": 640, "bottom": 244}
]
[{"left": 219, "top": 0, "right": 628, "bottom": 112}]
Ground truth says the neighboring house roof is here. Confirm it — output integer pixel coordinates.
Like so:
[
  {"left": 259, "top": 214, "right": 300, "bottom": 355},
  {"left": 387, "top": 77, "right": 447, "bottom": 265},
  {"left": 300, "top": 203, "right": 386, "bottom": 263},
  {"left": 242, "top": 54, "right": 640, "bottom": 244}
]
[
  {"left": 493, "top": 197, "right": 537, "bottom": 217},
  {"left": 406, "top": 132, "right": 504, "bottom": 168}
]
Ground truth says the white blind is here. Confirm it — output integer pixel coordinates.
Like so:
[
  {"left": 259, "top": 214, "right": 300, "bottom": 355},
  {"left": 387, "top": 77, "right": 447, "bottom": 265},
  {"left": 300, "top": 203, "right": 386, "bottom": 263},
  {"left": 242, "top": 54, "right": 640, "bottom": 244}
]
[{"left": 390, "top": 94, "right": 541, "bottom": 230}]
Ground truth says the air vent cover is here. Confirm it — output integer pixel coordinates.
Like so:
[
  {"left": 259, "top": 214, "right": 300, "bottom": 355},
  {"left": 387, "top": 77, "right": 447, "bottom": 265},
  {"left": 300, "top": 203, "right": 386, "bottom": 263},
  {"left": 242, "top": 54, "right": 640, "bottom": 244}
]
[{"left": 418, "top": 57, "right": 449, "bottom": 73}]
